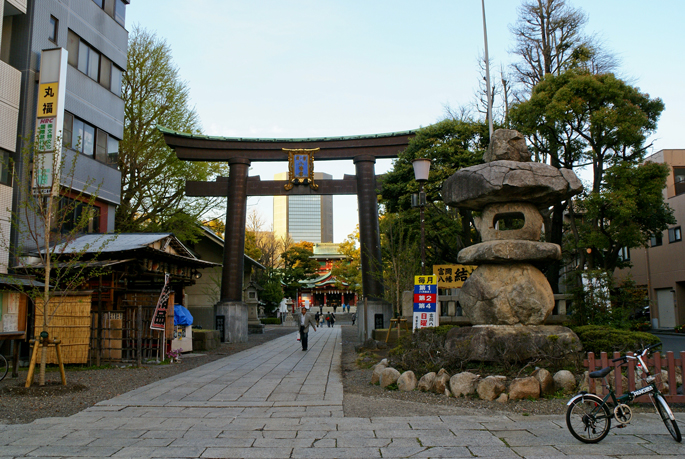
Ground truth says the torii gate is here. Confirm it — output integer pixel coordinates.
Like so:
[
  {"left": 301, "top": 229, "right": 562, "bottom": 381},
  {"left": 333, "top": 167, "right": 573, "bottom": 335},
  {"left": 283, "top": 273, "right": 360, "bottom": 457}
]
[{"left": 160, "top": 126, "right": 415, "bottom": 342}]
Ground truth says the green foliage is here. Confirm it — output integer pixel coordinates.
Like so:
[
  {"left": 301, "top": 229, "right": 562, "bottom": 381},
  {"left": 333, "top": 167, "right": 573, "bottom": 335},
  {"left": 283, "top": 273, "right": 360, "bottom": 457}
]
[
  {"left": 244, "top": 232, "right": 263, "bottom": 262},
  {"left": 567, "top": 270, "right": 650, "bottom": 328},
  {"left": 280, "top": 242, "right": 318, "bottom": 298},
  {"left": 379, "top": 118, "right": 487, "bottom": 268},
  {"left": 571, "top": 325, "right": 660, "bottom": 355},
  {"left": 572, "top": 162, "right": 675, "bottom": 271},
  {"left": 331, "top": 230, "right": 362, "bottom": 296},
  {"left": 118, "top": 26, "right": 229, "bottom": 239}
]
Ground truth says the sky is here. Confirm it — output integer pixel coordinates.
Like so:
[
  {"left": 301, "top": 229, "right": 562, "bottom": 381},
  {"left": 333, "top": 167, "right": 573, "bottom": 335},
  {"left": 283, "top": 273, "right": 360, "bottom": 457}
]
[{"left": 127, "top": 1, "right": 685, "bottom": 243}]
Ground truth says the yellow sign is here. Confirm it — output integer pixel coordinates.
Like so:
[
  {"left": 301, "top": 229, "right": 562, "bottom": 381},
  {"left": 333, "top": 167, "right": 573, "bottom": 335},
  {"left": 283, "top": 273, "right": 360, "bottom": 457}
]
[
  {"left": 433, "top": 264, "right": 476, "bottom": 288},
  {"left": 414, "top": 274, "right": 437, "bottom": 285},
  {"left": 36, "top": 83, "right": 59, "bottom": 118}
]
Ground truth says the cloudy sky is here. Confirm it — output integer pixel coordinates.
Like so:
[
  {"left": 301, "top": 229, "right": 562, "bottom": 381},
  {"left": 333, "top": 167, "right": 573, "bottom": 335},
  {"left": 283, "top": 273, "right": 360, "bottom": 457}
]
[{"left": 127, "top": 1, "right": 685, "bottom": 242}]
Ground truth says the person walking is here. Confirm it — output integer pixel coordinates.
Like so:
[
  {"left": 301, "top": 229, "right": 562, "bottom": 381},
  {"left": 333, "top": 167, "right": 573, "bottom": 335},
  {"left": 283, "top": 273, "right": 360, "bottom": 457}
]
[
  {"left": 299, "top": 307, "right": 317, "bottom": 351},
  {"left": 329, "top": 312, "right": 336, "bottom": 327},
  {"left": 314, "top": 311, "right": 320, "bottom": 326}
]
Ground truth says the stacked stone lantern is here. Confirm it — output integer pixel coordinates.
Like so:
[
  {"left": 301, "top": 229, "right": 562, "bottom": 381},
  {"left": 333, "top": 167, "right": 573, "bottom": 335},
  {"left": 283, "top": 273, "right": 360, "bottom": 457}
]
[{"left": 441, "top": 129, "right": 582, "bottom": 361}]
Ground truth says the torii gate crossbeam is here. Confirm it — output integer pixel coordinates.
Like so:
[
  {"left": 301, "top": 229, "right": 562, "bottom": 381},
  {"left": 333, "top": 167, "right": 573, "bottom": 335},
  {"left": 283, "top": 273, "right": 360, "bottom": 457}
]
[{"left": 160, "top": 127, "right": 415, "bottom": 342}]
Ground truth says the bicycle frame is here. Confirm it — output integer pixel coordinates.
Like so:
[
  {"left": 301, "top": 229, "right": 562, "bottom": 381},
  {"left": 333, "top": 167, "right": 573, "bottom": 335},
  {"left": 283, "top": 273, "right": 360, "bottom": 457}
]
[{"left": 567, "top": 348, "right": 666, "bottom": 418}]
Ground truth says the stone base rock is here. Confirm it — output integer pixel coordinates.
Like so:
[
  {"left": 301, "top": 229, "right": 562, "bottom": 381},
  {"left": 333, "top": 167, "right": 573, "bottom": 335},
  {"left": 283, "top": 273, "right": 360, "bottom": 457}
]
[
  {"left": 460, "top": 264, "right": 554, "bottom": 325},
  {"left": 445, "top": 325, "right": 581, "bottom": 362}
]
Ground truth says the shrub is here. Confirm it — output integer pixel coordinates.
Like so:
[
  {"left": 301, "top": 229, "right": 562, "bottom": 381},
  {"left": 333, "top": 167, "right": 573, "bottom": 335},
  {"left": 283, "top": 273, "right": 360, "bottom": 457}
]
[
  {"left": 388, "top": 326, "right": 460, "bottom": 375},
  {"left": 261, "top": 317, "right": 281, "bottom": 325},
  {"left": 572, "top": 325, "right": 660, "bottom": 355}
]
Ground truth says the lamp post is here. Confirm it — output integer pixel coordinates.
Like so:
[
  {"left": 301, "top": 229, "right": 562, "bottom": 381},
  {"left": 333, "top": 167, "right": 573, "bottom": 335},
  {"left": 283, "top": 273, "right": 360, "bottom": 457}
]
[{"left": 412, "top": 158, "right": 431, "bottom": 275}]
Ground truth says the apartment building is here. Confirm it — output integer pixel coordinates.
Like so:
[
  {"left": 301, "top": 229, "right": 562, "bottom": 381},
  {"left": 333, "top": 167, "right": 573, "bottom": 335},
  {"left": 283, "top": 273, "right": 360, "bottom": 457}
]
[{"left": 616, "top": 149, "right": 685, "bottom": 329}]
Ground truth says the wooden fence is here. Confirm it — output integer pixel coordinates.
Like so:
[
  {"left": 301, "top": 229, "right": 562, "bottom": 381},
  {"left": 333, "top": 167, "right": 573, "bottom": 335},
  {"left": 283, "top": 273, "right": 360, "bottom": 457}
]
[{"left": 584, "top": 351, "right": 685, "bottom": 403}]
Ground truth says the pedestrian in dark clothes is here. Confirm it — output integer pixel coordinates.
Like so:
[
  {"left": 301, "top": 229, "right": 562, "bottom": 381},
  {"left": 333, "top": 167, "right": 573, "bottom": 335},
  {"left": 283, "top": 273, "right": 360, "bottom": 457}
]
[{"left": 298, "top": 307, "right": 317, "bottom": 351}]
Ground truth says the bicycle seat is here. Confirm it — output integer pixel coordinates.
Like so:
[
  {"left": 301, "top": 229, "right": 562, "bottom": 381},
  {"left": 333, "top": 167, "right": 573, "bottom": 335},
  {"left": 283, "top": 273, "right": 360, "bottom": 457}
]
[{"left": 589, "top": 367, "right": 612, "bottom": 379}]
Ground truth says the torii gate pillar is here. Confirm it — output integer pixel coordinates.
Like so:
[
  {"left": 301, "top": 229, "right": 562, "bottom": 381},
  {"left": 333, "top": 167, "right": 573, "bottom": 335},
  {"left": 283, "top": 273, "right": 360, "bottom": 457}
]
[
  {"left": 355, "top": 155, "right": 392, "bottom": 335},
  {"left": 216, "top": 157, "right": 251, "bottom": 343}
]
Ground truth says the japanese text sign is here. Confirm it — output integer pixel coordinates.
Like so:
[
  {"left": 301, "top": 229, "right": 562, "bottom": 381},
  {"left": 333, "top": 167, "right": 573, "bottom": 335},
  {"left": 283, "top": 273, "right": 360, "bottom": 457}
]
[
  {"left": 36, "top": 83, "right": 59, "bottom": 118},
  {"left": 413, "top": 275, "right": 438, "bottom": 331},
  {"left": 433, "top": 264, "right": 476, "bottom": 288}
]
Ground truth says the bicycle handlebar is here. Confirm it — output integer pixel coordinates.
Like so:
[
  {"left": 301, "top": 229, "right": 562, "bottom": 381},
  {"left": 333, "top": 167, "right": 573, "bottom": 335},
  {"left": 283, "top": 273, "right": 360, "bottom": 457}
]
[{"left": 610, "top": 342, "right": 662, "bottom": 363}]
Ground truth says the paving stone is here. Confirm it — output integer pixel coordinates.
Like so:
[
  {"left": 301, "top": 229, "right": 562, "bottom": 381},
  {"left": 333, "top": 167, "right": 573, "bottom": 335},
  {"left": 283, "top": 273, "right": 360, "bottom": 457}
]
[{"left": 201, "top": 447, "right": 293, "bottom": 458}]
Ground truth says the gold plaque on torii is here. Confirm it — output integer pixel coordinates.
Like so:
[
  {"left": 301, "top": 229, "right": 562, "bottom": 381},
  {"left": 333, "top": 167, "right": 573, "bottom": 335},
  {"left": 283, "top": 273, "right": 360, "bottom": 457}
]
[{"left": 284, "top": 148, "right": 319, "bottom": 191}]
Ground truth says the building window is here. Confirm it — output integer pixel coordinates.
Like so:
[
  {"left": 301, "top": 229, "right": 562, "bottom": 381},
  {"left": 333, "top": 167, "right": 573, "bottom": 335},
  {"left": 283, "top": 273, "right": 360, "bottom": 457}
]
[
  {"left": 49, "top": 16, "right": 58, "bottom": 43},
  {"left": 669, "top": 227, "right": 682, "bottom": 243},
  {"left": 63, "top": 112, "right": 119, "bottom": 168},
  {"left": 675, "top": 167, "right": 685, "bottom": 196},
  {"left": 65, "top": 30, "right": 123, "bottom": 96},
  {"left": 96, "top": 0, "right": 127, "bottom": 27},
  {"left": 59, "top": 196, "right": 101, "bottom": 234},
  {"left": 618, "top": 246, "right": 630, "bottom": 262},
  {"left": 0, "top": 149, "right": 12, "bottom": 186},
  {"left": 651, "top": 233, "right": 663, "bottom": 247}
]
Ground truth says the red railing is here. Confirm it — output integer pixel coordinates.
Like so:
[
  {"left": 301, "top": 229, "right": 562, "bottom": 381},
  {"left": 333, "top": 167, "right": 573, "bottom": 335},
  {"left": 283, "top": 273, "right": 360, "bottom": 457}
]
[{"left": 584, "top": 351, "right": 685, "bottom": 403}]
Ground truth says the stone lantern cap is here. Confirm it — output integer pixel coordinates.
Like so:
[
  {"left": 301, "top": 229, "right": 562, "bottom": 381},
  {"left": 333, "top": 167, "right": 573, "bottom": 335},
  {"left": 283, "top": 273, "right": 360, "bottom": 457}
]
[{"left": 442, "top": 160, "right": 583, "bottom": 211}]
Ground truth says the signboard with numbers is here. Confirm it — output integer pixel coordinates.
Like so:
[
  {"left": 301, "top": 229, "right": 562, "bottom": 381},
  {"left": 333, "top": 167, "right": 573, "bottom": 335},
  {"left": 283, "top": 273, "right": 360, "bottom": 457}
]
[
  {"left": 433, "top": 264, "right": 476, "bottom": 288},
  {"left": 413, "top": 274, "right": 438, "bottom": 331}
]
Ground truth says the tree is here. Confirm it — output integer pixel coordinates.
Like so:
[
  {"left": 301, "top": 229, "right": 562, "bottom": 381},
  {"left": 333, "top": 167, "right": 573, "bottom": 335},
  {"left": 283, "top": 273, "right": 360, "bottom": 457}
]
[
  {"left": 570, "top": 161, "right": 674, "bottom": 273},
  {"left": 279, "top": 242, "right": 318, "bottom": 298},
  {"left": 2, "top": 139, "right": 111, "bottom": 385},
  {"left": 380, "top": 213, "right": 420, "bottom": 316},
  {"left": 510, "top": 69, "right": 664, "bottom": 292},
  {"left": 509, "top": 0, "right": 617, "bottom": 95},
  {"left": 331, "top": 230, "right": 362, "bottom": 296},
  {"left": 117, "top": 26, "right": 229, "bottom": 243},
  {"left": 380, "top": 119, "right": 486, "bottom": 263}
]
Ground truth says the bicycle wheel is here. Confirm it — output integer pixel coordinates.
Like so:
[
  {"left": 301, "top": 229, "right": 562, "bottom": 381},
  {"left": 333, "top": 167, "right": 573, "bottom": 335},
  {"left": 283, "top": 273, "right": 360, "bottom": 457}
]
[
  {"left": 566, "top": 394, "right": 612, "bottom": 443},
  {"left": 0, "top": 354, "right": 7, "bottom": 382},
  {"left": 654, "top": 393, "right": 682, "bottom": 442}
]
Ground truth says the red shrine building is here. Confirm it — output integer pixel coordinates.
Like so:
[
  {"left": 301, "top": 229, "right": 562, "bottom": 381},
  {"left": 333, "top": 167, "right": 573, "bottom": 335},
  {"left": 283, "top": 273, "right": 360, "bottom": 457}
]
[{"left": 298, "top": 243, "right": 358, "bottom": 310}]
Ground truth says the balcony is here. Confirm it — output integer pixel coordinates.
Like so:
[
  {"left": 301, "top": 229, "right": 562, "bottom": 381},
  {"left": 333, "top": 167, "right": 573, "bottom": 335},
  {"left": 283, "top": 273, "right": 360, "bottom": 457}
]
[{"left": 0, "top": 60, "right": 21, "bottom": 152}]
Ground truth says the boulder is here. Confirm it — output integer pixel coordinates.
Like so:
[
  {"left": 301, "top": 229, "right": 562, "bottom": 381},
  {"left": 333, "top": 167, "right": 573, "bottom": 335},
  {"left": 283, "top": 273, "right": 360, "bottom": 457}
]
[
  {"left": 418, "top": 372, "right": 436, "bottom": 392},
  {"left": 449, "top": 372, "right": 480, "bottom": 397},
  {"left": 433, "top": 369, "right": 451, "bottom": 395},
  {"left": 553, "top": 370, "right": 576, "bottom": 394},
  {"left": 509, "top": 376, "right": 541, "bottom": 400},
  {"left": 397, "top": 371, "right": 417, "bottom": 391},
  {"left": 442, "top": 161, "right": 583, "bottom": 211},
  {"left": 532, "top": 368, "right": 555, "bottom": 396},
  {"left": 371, "top": 363, "right": 388, "bottom": 384},
  {"left": 478, "top": 202, "right": 543, "bottom": 242},
  {"left": 444, "top": 325, "right": 581, "bottom": 362},
  {"left": 477, "top": 376, "right": 507, "bottom": 401},
  {"left": 457, "top": 240, "right": 561, "bottom": 265},
  {"left": 460, "top": 264, "right": 554, "bottom": 325},
  {"left": 496, "top": 393, "right": 509, "bottom": 403},
  {"left": 380, "top": 367, "right": 401, "bottom": 388},
  {"left": 483, "top": 129, "right": 531, "bottom": 163}
]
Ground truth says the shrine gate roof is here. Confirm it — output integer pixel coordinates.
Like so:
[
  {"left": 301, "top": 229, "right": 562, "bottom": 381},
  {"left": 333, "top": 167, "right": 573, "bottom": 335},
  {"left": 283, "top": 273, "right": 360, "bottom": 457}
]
[{"left": 158, "top": 126, "right": 417, "bottom": 162}]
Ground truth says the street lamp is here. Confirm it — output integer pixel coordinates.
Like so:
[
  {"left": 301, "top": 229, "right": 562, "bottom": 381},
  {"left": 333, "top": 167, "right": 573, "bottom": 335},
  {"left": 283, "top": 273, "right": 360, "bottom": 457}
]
[{"left": 412, "top": 158, "right": 431, "bottom": 275}]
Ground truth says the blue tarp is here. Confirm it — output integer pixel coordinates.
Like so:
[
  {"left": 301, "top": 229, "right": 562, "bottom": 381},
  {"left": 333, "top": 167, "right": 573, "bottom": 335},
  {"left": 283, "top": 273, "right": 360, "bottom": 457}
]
[{"left": 174, "top": 305, "right": 193, "bottom": 326}]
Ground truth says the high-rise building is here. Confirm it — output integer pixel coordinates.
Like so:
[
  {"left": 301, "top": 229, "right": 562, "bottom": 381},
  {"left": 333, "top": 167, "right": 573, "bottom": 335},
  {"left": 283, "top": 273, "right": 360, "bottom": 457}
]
[
  {"left": 6, "top": 0, "right": 127, "bottom": 261},
  {"left": 273, "top": 172, "right": 333, "bottom": 243}
]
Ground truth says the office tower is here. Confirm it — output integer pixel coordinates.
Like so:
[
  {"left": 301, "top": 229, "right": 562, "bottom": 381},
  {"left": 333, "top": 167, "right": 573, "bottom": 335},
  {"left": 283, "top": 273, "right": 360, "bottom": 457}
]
[{"left": 274, "top": 172, "right": 333, "bottom": 243}]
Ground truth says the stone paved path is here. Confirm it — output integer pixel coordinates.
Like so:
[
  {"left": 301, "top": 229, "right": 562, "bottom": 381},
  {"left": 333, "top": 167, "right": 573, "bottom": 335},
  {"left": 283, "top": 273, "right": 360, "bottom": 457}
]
[{"left": 2, "top": 326, "right": 685, "bottom": 458}]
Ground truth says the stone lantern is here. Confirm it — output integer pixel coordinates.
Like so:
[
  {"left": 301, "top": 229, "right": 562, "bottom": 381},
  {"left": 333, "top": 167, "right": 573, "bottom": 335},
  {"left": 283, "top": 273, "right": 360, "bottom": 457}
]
[
  {"left": 441, "top": 129, "right": 582, "bottom": 361},
  {"left": 245, "top": 281, "right": 264, "bottom": 334}
]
